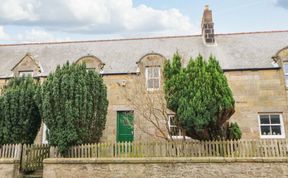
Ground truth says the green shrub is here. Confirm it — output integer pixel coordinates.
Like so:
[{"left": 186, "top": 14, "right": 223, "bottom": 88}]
[
  {"left": 36, "top": 62, "right": 108, "bottom": 155},
  {"left": 0, "top": 77, "right": 41, "bottom": 144},
  {"left": 228, "top": 122, "right": 242, "bottom": 140}
]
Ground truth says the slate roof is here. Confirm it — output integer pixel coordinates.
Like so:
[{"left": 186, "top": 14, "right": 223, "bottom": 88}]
[{"left": 0, "top": 30, "right": 287, "bottom": 78}]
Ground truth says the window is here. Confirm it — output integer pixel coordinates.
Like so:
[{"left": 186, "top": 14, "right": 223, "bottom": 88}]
[
  {"left": 259, "top": 114, "right": 285, "bottom": 139},
  {"left": 284, "top": 63, "right": 288, "bottom": 87},
  {"left": 145, "top": 66, "right": 160, "bottom": 90},
  {"left": 19, "top": 70, "right": 33, "bottom": 77},
  {"left": 42, "top": 124, "right": 49, "bottom": 144},
  {"left": 168, "top": 115, "right": 191, "bottom": 139},
  {"left": 168, "top": 115, "right": 181, "bottom": 137},
  {"left": 86, "top": 67, "right": 96, "bottom": 72}
]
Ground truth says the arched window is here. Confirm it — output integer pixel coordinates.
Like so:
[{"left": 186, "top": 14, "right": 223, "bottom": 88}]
[
  {"left": 75, "top": 55, "right": 105, "bottom": 73},
  {"left": 137, "top": 53, "right": 166, "bottom": 91},
  {"left": 275, "top": 47, "right": 288, "bottom": 87}
]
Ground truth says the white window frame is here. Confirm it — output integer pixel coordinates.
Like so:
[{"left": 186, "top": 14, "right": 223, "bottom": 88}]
[
  {"left": 284, "top": 63, "right": 288, "bottom": 87},
  {"left": 258, "top": 113, "right": 285, "bottom": 139},
  {"left": 168, "top": 115, "right": 191, "bottom": 140},
  {"left": 42, "top": 123, "right": 49, "bottom": 144},
  {"left": 86, "top": 67, "right": 96, "bottom": 72},
  {"left": 19, "top": 70, "right": 34, "bottom": 77},
  {"left": 145, "top": 66, "right": 160, "bottom": 91}
]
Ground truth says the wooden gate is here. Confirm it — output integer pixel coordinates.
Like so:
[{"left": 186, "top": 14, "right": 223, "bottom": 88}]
[{"left": 21, "top": 144, "right": 50, "bottom": 172}]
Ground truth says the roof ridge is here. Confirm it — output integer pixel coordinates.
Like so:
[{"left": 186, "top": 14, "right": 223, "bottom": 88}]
[
  {"left": 215, "top": 30, "right": 288, "bottom": 36},
  {"left": 0, "top": 30, "right": 287, "bottom": 47},
  {"left": 0, "top": 34, "right": 201, "bottom": 47}
]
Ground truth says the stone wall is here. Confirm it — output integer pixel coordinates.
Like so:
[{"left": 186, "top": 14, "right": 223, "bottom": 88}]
[
  {"left": 0, "top": 159, "right": 20, "bottom": 178},
  {"left": 3, "top": 67, "right": 288, "bottom": 143},
  {"left": 1, "top": 52, "right": 288, "bottom": 143},
  {"left": 43, "top": 157, "right": 288, "bottom": 178},
  {"left": 226, "top": 69, "right": 288, "bottom": 139}
]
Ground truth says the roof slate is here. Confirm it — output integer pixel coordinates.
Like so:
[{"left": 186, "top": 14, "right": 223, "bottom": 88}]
[{"left": 0, "top": 31, "right": 287, "bottom": 77}]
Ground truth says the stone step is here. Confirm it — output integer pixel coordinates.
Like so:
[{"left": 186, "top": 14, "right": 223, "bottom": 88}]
[{"left": 23, "top": 170, "right": 43, "bottom": 178}]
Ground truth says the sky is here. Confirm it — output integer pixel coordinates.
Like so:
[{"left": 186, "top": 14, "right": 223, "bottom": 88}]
[{"left": 0, "top": 0, "right": 287, "bottom": 44}]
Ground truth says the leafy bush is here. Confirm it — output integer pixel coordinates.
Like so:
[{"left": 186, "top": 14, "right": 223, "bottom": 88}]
[{"left": 228, "top": 122, "right": 242, "bottom": 140}]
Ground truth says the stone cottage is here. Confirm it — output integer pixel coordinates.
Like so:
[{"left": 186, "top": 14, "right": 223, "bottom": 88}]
[{"left": 0, "top": 6, "right": 288, "bottom": 143}]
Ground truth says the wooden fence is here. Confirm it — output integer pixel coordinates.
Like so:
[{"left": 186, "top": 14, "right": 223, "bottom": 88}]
[
  {"left": 0, "top": 144, "right": 21, "bottom": 159},
  {"left": 0, "top": 144, "right": 50, "bottom": 172},
  {"left": 50, "top": 139, "right": 288, "bottom": 158},
  {"left": 21, "top": 144, "right": 50, "bottom": 172}
]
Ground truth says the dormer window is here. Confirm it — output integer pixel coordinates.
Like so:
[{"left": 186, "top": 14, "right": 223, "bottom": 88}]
[
  {"left": 145, "top": 66, "right": 160, "bottom": 90},
  {"left": 76, "top": 55, "right": 104, "bottom": 74},
  {"left": 19, "top": 70, "right": 34, "bottom": 77},
  {"left": 11, "top": 53, "right": 41, "bottom": 77}
]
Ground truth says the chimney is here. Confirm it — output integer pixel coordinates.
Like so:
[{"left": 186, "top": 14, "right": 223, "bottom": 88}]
[{"left": 201, "top": 5, "right": 215, "bottom": 44}]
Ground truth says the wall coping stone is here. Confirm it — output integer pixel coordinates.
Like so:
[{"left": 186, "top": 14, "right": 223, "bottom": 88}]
[
  {"left": 43, "top": 157, "right": 288, "bottom": 164},
  {"left": 0, "top": 159, "right": 20, "bottom": 164}
]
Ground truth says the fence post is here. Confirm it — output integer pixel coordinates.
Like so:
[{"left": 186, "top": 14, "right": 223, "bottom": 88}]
[
  {"left": 49, "top": 146, "right": 56, "bottom": 158},
  {"left": 16, "top": 144, "right": 22, "bottom": 160}
]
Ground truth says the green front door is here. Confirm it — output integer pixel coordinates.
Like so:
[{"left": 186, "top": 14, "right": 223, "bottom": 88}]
[{"left": 117, "top": 111, "right": 134, "bottom": 142}]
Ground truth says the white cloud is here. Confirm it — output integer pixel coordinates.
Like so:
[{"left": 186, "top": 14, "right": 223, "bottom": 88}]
[
  {"left": 0, "top": 0, "right": 195, "bottom": 35},
  {"left": 6, "top": 28, "right": 70, "bottom": 43},
  {"left": 0, "top": 0, "right": 38, "bottom": 21},
  {"left": 0, "top": 26, "right": 9, "bottom": 40}
]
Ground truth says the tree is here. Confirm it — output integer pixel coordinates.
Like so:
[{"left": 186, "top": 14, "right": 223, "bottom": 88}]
[
  {"left": 164, "top": 52, "right": 240, "bottom": 140},
  {"left": 119, "top": 73, "right": 173, "bottom": 141},
  {"left": 36, "top": 62, "right": 108, "bottom": 155},
  {"left": 0, "top": 77, "right": 41, "bottom": 144}
]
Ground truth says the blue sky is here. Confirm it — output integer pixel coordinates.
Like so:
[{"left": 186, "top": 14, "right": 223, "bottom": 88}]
[{"left": 0, "top": 0, "right": 287, "bottom": 44}]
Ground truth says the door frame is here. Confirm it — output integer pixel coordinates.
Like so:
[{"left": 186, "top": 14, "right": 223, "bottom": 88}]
[{"left": 116, "top": 110, "right": 134, "bottom": 142}]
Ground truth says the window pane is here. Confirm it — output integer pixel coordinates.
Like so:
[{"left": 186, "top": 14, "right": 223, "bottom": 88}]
[
  {"left": 169, "top": 116, "right": 177, "bottom": 126},
  {"left": 170, "top": 127, "right": 180, "bottom": 136},
  {"left": 284, "top": 64, "right": 288, "bottom": 73},
  {"left": 147, "top": 79, "right": 153, "bottom": 88},
  {"left": 153, "top": 79, "right": 159, "bottom": 89},
  {"left": 270, "top": 115, "right": 280, "bottom": 124},
  {"left": 153, "top": 67, "right": 159, "bottom": 77},
  {"left": 260, "top": 115, "right": 270, "bottom": 124},
  {"left": 260, "top": 126, "right": 271, "bottom": 135},
  {"left": 148, "top": 68, "right": 153, "bottom": 78},
  {"left": 271, "top": 126, "right": 281, "bottom": 135},
  {"left": 19, "top": 71, "right": 33, "bottom": 77}
]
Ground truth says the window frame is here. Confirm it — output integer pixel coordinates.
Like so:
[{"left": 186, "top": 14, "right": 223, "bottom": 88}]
[
  {"left": 86, "top": 67, "right": 96, "bottom": 72},
  {"left": 258, "top": 113, "right": 285, "bottom": 139},
  {"left": 145, "top": 66, "right": 161, "bottom": 91},
  {"left": 42, "top": 123, "right": 49, "bottom": 144},
  {"left": 19, "top": 70, "right": 34, "bottom": 77},
  {"left": 283, "top": 63, "right": 288, "bottom": 87},
  {"left": 168, "top": 115, "right": 191, "bottom": 140}
]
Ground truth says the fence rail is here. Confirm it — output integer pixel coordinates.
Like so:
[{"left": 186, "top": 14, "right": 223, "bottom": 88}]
[
  {"left": 0, "top": 144, "right": 21, "bottom": 159},
  {"left": 50, "top": 139, "right": 288, "bottom": 158}
]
